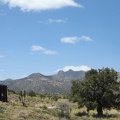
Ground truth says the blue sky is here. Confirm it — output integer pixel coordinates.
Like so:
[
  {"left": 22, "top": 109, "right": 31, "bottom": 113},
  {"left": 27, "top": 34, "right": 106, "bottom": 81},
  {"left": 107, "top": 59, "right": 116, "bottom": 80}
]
[{"left": 0, "top": 0, "right": 120, "bottom": 80}]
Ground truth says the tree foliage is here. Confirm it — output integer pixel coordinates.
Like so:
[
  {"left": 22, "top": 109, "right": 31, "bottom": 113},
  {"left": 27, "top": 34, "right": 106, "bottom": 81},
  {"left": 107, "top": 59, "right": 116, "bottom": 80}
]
[
  {"left": 28, "top": 91, "right": 36, "bottom": 97},
  {"left": 71, "top": 68, "right": 120, "bottom": 116}
]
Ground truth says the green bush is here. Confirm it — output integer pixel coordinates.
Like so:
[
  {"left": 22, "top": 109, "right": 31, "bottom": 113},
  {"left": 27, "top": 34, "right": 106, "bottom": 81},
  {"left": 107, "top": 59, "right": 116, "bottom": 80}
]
[
  {"left": 0, "top": 106, "right": 6, "bottom": 113},
  {"left": 8, "top": 89, "right": 16, "bottom": 94},
  {"left": 28, "top": 91, "right": 36, "bottom": 97},
  {"left": 42, "top": 105, "right": 47, "bottom": 110},
  {"left": 57, "top": 102, "right": 71, "bottom": 119},
  {"left": 58, "top": 110, "right": 70, "bottom": 119},
  {"left": 52, "top": 95, "right": 58, "bottom": 101}
]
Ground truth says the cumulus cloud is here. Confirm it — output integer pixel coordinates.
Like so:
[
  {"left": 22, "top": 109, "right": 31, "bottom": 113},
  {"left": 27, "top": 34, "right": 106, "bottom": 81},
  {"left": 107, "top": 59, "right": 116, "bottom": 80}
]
[
  {"left": 60, "top": 36, "right": 93, "bottom": 44},
  {"left": 31, "top": 45, "right": 45, "bottom": 51},
  {"left": 1, "top": 0, "right": 82, "bottom": 11},
  {"left": 80, "top": 36, "right": 93, "bottom": 41},
  {"left": 61, "top": 37, "right": 79, "bottom": 43},
  {"left": 57, "top": 65, "right": 91, "bottom": 72},
  {"left": 31, "top": 45, "right": 57, "bottom": 55},
  {"left": 43, "top": 50, "right": 57, "bottom": 55}
]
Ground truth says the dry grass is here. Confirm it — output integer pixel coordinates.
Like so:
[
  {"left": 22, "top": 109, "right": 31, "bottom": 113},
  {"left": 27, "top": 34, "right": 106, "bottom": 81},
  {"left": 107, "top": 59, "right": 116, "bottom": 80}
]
[{"left": 0, "top": 92, "right": 120, "bottom": 120}]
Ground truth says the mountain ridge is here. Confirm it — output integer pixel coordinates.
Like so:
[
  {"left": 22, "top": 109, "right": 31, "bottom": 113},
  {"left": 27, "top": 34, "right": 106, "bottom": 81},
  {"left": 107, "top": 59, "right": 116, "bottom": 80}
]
[
  {"left": 0, "top": 70, "right": 120, "bottom": 93},
  {"left": 0, "top": 70, "right": 85, "bottom": 93}
]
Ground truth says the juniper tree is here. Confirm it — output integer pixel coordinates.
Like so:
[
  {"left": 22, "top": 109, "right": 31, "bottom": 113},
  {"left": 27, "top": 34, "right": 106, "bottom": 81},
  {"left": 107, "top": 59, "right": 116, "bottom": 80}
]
[{"left": 71, "top": 68, "right": 120, "bottom": 116}]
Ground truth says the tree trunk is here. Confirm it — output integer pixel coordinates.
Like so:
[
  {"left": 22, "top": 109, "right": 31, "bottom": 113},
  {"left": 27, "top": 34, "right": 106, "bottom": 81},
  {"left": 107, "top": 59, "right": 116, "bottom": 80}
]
[{"left": 97, "top": 104, "right": 103, "bottom": 116}]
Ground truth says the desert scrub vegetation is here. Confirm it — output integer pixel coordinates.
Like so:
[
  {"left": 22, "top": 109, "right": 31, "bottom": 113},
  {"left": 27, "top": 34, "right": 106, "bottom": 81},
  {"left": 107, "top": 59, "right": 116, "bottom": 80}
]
[
  {"left": 57, "top": 102, "right": 71, "bottom": 119},
  {"left": 0, "top": 105, "right": 6, "bottom": 114},
  {"left": 0, "top": 91, "right": 120, "bottom": 120}
]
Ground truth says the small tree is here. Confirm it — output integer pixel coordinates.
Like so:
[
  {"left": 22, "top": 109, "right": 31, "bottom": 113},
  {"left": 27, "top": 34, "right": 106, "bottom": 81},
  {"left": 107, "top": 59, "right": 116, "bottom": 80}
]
[
  {"left": 71, "top": 68, "right": 120, "bottom": 116},
  {"left": 28, "top": 91, "right": 36, "bottom": 97}
]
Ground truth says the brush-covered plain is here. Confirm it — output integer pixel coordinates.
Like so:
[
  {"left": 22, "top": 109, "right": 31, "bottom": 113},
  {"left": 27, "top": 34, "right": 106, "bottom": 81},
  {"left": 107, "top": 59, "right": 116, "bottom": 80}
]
[{"left": 0, "top": 91, "right": 120, "bottom": 120}]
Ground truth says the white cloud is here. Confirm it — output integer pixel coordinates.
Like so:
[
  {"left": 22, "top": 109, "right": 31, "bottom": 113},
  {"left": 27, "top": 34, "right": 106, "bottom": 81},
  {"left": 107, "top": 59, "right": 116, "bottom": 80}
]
[
  {"left": 80, "top": 36, "right": 93, "bottom": 41},
  {"left": 31, "top": 45, "right": 57, "bottom": 55},
  {"left": 43, "top": 50, "right": 57, "bottom": 55},
  {"left": 38, "top": 18, "right": 67, "bottom": 24},
  {"left": 48, "top": 18, "right": 65, "bottom": 23},
  {"left": 31, "top": 45, "right": 45, "bottom": 51},
  {"left": 1, "top": 0, "right": 82, "bottom": 11},
  {"left": 60, "top": 36, "right": 93, "bottom": 44},
  {"left": 21, "top": 74, "right": 28, "bottom": 78},
  {"left": 57, "top": 65, "right": 91, "bottom": 72},
  {"left": 61, "top": 37, "right": 79, "bottom": 43}
]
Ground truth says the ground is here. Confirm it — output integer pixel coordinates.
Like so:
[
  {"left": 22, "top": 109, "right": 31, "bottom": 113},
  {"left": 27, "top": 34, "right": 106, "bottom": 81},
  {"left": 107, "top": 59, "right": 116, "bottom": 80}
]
[{"left": 0, "top": 92, "right": 120, "bottom": 120}]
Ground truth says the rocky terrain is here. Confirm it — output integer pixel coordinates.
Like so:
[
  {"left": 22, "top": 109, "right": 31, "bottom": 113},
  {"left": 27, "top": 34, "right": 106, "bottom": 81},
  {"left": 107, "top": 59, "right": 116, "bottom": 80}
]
[
  {"left": 0, "top": 70, "right": 119, "bottom": 93},
  {"left": 0, "top": 70, "right": 85, "bottom": 93}
]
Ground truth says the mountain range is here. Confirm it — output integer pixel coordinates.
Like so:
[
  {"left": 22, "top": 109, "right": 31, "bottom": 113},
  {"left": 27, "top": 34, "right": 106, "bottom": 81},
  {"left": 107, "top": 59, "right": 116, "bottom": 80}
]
[
  {"left": 0, "top": 70, "right": 85, "bottom": 93},
  {"left": 0, "top": 70, "right": 120, "bottom": 93}
]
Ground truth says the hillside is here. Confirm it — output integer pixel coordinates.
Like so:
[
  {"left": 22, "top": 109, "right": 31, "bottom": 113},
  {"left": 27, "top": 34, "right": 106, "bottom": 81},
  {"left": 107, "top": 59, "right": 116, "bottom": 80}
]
[
  {"left": 0, "top": 70, "right": 119, "bottom": 93},
  {"left": 0, "top": 70, "right": 85, "bottom": 93}
]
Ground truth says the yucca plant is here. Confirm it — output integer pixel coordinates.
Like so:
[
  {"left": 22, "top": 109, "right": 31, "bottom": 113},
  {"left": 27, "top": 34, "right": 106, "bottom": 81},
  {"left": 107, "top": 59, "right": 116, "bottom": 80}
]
[{"left": 19, "top": 90, "right": 26, "bottom": 106}]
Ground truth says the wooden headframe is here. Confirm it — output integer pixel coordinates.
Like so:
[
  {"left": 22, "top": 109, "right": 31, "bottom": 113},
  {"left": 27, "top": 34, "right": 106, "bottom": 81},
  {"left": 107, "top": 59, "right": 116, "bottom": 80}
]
[{"left": 0, "top": 84, "right": 7, "bottom": 102}]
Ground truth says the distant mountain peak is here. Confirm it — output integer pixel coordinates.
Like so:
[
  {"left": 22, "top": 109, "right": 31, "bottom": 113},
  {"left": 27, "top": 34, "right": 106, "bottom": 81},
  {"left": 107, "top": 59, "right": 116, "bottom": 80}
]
[
  {"left": 27, "top": 73, "right": 44, "bottom": 78},
  {"left": 4, "top": 78, "right": 13, "bottom": 81},
  {"left": 57, "top": 70, "right": 64, "bottom": 74},
  {"left": 0, "top": 70, "right": 85, "bottom": 93},
  {"left": 68, "top": 69, "right": 73, "bottom": 72},
  {"left": 66, "top": 69, "right": 74, "bottom": 73}
]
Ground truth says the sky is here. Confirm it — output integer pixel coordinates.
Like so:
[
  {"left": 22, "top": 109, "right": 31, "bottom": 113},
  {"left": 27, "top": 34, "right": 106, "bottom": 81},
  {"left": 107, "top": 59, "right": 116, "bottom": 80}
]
[{"left": 0, "top": 0, "right": 120, "bottom": 80}]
